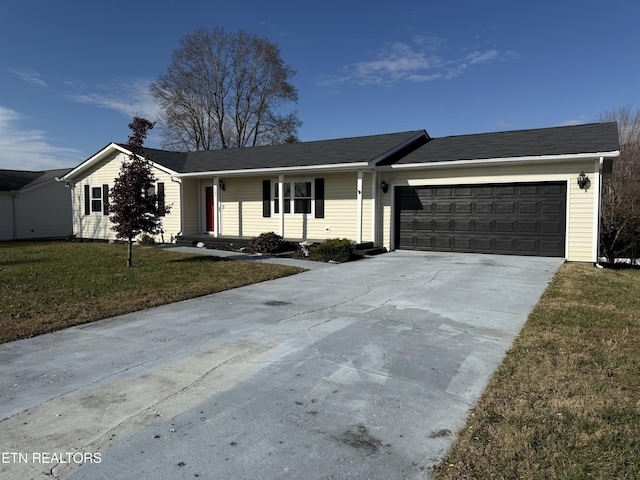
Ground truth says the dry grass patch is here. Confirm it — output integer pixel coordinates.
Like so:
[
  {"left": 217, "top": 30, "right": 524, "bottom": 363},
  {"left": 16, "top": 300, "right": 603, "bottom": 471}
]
[
  {"left": 0, "top": 241, "right": 304, "bottom": 344},
  {"left": 436, "top": 263, "right": 640, "bottom": 479}
]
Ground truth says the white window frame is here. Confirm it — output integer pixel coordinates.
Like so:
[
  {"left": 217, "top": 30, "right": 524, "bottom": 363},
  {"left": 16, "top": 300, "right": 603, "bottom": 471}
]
[
  {"left": 273, "top": 179, "right": 314, "bottom": 216},
  {"left": 90, "top": 185, "right": 103, "bottom": 215}
]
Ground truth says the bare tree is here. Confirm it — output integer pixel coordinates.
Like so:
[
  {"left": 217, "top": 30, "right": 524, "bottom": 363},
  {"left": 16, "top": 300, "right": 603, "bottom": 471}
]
[
  {"left": 597, "top": 106, "right": 640, "bottom": 264},
  {"left": 150, "top": 27, "right": 301, "bottom": 151}
]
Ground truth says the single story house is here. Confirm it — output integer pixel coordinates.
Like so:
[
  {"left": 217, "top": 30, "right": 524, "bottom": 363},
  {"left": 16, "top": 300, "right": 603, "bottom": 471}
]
[
  {"left": 62, "top": 122, "right": 619, "bottom": 262},
  {"left": 0, "top": 168, "right": 73, "bottom": 241}
]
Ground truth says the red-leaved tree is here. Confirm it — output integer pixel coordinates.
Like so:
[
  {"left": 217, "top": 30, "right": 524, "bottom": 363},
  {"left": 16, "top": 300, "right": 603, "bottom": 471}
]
[{"left": 110, "top": 117, "right": 170, "bottom": 266}]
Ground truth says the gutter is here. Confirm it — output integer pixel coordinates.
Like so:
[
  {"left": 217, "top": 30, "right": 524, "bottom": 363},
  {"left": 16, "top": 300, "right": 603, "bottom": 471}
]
[
  {"left": 173, "top": 162, "right": 372, "bottom": 178},
  {"left": 380, "top": 150, "right": 621, "bottom": 171}
]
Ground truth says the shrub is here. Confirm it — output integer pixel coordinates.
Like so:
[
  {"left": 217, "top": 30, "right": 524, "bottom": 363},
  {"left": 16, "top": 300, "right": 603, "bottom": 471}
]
[
  {"left": 311, "top": 238, "right": 354, "bottom": 263},
  {"left": 138, "top": 233, "right": 156, "bottom": 246},
  {"left": 249, "top": 232, "right": 286, "bottom": 254}
]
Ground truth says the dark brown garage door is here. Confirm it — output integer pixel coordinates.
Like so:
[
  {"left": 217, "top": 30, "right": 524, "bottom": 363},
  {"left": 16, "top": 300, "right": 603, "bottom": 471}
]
[{"left": 396, "top": 182, "right": 566, "bottom": 257}]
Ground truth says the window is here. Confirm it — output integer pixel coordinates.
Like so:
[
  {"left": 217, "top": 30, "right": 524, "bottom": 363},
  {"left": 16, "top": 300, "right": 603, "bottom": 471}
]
[
  {"left": 91, "top": 187, "right": 103, "bottom": 213},
  {"left": 274, "top": 181, "right": 312, "bottom": 214},
  {"left": 263, "top": 178, "right": 324, "bottom": 219},
  {"left": 84, "top": 184, "right": 109, "bottom": 216}
]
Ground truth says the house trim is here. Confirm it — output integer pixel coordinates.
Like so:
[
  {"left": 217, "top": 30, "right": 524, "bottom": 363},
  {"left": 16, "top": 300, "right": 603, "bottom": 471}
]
[{"left": 382, "top": 151, "right": 620, "bottom": 171}]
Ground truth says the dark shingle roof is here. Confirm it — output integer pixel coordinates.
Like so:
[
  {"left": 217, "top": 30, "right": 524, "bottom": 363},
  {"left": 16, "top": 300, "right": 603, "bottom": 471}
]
[
  {"left": 0, "top": 168, "right": 71, "bottom": 191},
  {"left": 133, "top": 131, "right": 426, "bottom": 173},
  {"left": 0, "top": 170, "right": 43, "bottom": 191},
  {"left": 396, "top": 122, "right": 620, "bottom": 165}
]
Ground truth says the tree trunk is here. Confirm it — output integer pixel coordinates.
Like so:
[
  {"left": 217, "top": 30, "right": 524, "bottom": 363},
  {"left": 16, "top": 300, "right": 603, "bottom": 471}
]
[{"left": 127, "top": 238, "right": 133, "bottom": 267}]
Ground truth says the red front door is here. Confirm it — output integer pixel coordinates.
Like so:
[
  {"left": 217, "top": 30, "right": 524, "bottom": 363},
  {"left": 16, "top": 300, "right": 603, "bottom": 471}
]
[{"left": 206, "top": 186, "right": 215, "bottom": 232}]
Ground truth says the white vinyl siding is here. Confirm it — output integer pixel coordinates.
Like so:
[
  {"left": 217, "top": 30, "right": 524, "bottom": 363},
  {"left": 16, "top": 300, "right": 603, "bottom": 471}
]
[{"left": 72, "top": 152, "right": 181, "bottom": 242}]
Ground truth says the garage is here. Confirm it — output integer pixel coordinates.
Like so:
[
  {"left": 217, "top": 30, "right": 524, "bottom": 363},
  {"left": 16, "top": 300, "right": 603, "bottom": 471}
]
[{"left": 396, "top": 182, "right": 567, "bottom": 257}]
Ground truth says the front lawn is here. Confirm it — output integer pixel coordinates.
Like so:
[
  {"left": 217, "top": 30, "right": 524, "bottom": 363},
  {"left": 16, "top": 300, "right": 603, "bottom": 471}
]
[
  {"left": 436, "top": 263, "right": 640, "bottom": 479},
  {"left": 0, "top": 241, "right": 304, "bottom": 344}
]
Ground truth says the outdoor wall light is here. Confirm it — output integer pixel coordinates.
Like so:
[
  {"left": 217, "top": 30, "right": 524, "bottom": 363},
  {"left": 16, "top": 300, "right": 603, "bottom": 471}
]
[
  {"left": 577, "top": 171, "right": 588, "bottom": 190},
  {"left": 381, "top": 180, "right": 389, "bottom": 193},
  {"left": 219, "top": 180, "right": 226, "bottom": 191}
]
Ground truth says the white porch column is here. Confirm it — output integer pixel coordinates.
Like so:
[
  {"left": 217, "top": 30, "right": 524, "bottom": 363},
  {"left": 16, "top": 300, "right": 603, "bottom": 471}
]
[
  {"left": 371, "top": 170, "right": 377, "bottom": 245},
  {"left": 356, "top": 170, "right": 364, "bottom": 244},
  {"left": 278, "top": 174, "right": 285, "bottom": 237},
  {"left": 213, "top": 176, "right": 220, "bottom": 237}
]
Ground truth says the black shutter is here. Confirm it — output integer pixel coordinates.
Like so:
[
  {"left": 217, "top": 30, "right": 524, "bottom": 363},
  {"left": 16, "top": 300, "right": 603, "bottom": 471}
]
[
  {"left": 315, "top": 178, "right": 325, "bottom": 218},
  {"left": 157, "top": 182, "right": 165, "bottom": 216},
  {"left": 84, "top": 185, "right": 90, "bottom": 215},
  {"left": 102, "top": 184, "right": 109, "bottom": 215},
  {"left": 262, "top": 180, "right": 271, "bottom": 217}
]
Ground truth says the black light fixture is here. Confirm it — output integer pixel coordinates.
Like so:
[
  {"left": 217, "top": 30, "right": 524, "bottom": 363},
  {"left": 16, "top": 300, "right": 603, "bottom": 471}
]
[
  {"left": 219, "top": 179, "right": 226, "bottom": 191},
  {"left": 577, "top": 171, "right": 588, "bottom": 190},
  {"left": 381, "top": 180, "right": 389, "bottom": 193}
]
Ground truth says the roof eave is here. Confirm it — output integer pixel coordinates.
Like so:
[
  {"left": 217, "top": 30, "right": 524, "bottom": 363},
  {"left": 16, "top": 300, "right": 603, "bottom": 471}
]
[
  {"left": 173, "top": 162, "right": 372, "bottom": 178},
  {"left": 380, "top": 150, "right": 621, "bottom": 170}
]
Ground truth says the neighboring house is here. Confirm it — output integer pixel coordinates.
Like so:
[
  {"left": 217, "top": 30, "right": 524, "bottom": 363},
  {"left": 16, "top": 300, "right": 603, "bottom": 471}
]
[
  {"left": 62, "top": 122, "right": 619, "bottom": 262},
  {"left": 0, "top": 168, "right": 73, "bottom": 241}
]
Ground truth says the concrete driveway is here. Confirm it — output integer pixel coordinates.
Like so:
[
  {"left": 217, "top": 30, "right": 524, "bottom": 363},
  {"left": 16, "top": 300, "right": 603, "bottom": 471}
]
[{"left": 0, "top": 250, "right": 563, "bottom": 479}]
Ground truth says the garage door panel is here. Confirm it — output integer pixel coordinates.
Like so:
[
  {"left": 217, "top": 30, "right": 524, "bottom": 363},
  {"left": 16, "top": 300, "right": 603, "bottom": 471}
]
[
  {"left": 518, "top": 184, "right": 541, "bottom": 195},
  {"left": 542, "top": 184, "right": 566, "bottom": 195},
  {"left": 519, "top": 202, "right": 538, "bottom": 214},
  {"left": 541, "top": 222, "right": 562, "bottom": 234},
  {"left": 454, "top": 220, "right": 472, "bottom": 232},
  {"left": 475, "top": 202, "right": 493, "bottom": 214},
  {"left": 455, "top": 202, "right": 472, "bottom": 214},
  {"left": 434, "top": 220, "right": 452, "bottom": 232},
  {"left": 496, "top": 221, "right": 516, "bottom": 233},
  {"left": 472, "top": 238, "right": 493, "bottom": 251},
  {"left": 435, "top": 202, "right": 453, "bottom": 213},
  {"left": 518, "top": 221, "right": 538, "bottom": 233},
  {"left": 496, "top": 201, "right": 516, "bottom": 214},
  {"left": 540, "top": 240, "right": 563, "bottom": 255},
  {"left": 454, "top": 237, "right": 472, "bottom": 249},
  {"left": 396, "top": 182, "right": 566, "bottom": 257},
  {"left": 474, "top": 220, "right": 493, "bottom": 232},
  {"left": 434, "top": 236, "right": 453, "bottom": 249},
  {"left": 495, "top": 238, "right": 517, "bottom": 251},
  {"left": 517, "top": 239, "right": 538, "bottom": 253}
]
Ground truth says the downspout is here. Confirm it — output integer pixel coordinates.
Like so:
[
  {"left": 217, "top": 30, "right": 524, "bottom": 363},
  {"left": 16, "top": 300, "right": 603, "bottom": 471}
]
[
  {"left": 595, "top": 157, "right": 604, "bottom": 267},
  {"left": 356, "top": 171, "right": 363, "bottom": 244},
  {"left": 170, "top": 177, "right": 183, "bottom": 240}
]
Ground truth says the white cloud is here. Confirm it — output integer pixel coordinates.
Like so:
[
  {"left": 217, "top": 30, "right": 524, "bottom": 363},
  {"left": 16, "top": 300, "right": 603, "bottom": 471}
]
[
  {"left": 10, "top": 68, "right": 48, "bottom": 88},
  {"left": 0, "top": 106, "right": 84, "bottom": 170},
  {"left": 319, "top": 38, "right": 518, "bottom": 89},
  {"left": 560, "top": 116, "right": 588, "bottom": 126},
  {"left": 66, "top": 79, "right": 159, "bottom": 121}
]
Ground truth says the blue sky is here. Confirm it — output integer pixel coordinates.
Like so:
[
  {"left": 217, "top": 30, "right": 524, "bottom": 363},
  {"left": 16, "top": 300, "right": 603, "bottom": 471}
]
[{"left": 1, "top": 0, "right": 638, "bottom": 170}]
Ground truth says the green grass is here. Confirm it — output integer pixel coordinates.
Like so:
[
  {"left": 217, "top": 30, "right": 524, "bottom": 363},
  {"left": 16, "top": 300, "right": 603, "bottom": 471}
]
[
  {"left": 435, "top": 263, "right": 640, "bottom": 479},
  {"left": 0, "top": 241, "right": 304, "bottom": 344}
]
